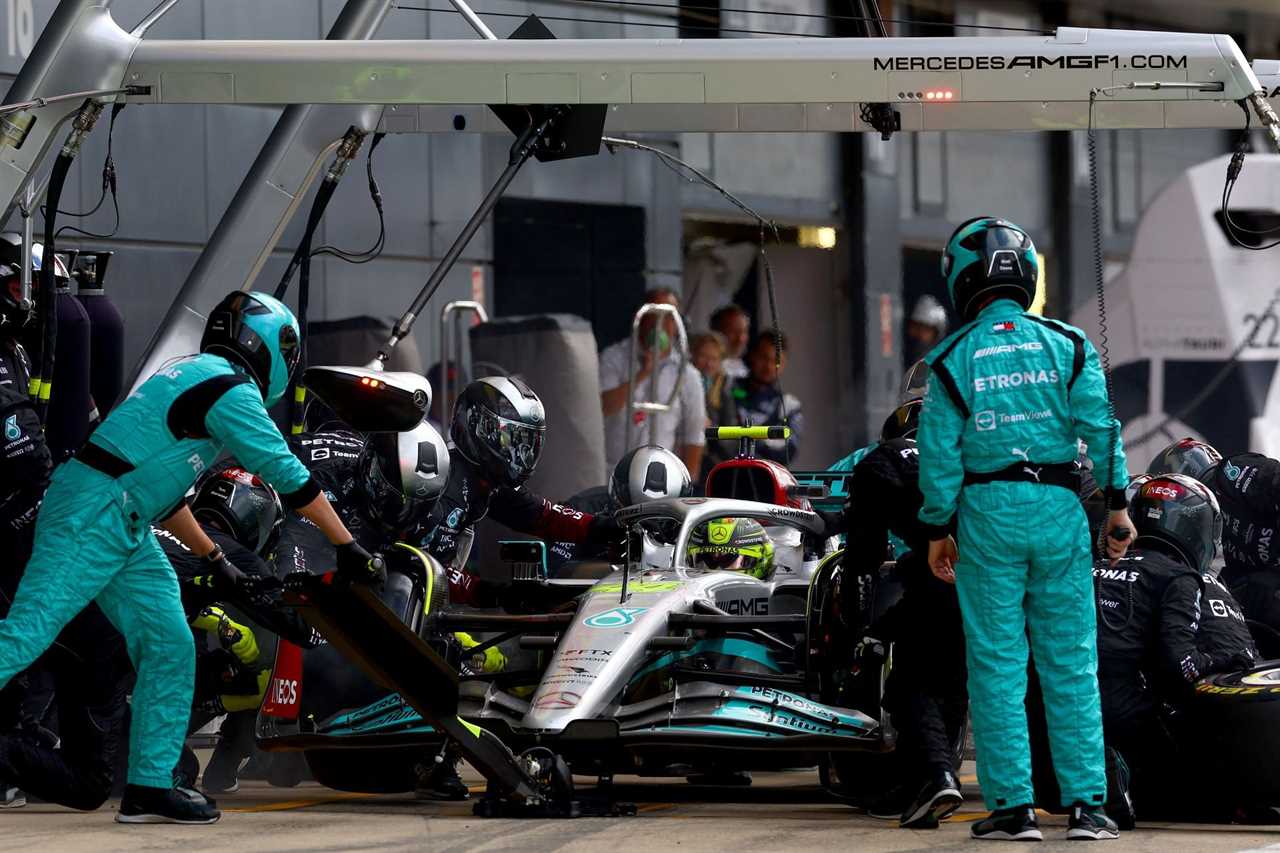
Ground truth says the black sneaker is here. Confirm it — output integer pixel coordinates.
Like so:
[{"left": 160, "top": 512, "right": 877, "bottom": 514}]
[
  {"left": 971, "top": 805, "right": 1042, "bottom": 841},
  {"left": 415, "top": 760, "right": 470, "bottom": 801},
  {"left": 901, "top": 770, "right": 963, "bottom": 829},
  {"left": 116, "top": 784, "right": 221, "bottom": 825},
  {"left": 0, "top": 785, "right": 25, "bottom": 809},
  {"left": 1066, "top": 805, "right": 1119, "bottom": 841},
  {"left": 864, "top": 783, "right": 915, "bottom": 820}
]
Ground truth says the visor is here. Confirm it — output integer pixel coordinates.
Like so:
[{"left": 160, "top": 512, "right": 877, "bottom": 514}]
[
  {"left": 361, "top": 452, "right": 417, "bottom": 528},
  {"left": 475, "top": 410, "right": 544, "bottom": 478},
  {"left": 689, "top": 544, "right": 766, "bottom": 573},
  {"left": 279, "top": 324, "right": 301, "bottom": 377}
]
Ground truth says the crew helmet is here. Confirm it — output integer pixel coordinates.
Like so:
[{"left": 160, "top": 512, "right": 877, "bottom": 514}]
[
  {"left": 358, "top": 420, "right": 451, "bottom": 534},
  {"left": 1147, "top": 438, "right": 1222, "bottom": 483},
  {"left": 941, "top": 217, "right": 1039, "bottom": 322},
  {"left": 0, "top": 233, "right": 69, "bottom": 328},
  {"left": 1130, "top": 473, "right": 1223, "bottom": 574},
  {"left": 910, "top": 294, "right": 948, "bottom": 335},
  {"left": 880, "top": 398, "right": 922, "bottom": 443},
  {"left": 450, "top": 376, "right": 546, "bottom": 487},
  {"left": 192, "top": 467, "right": 286, "bottom": 558},
  {"left": 610, "top": 445, "right": 693, "bottom": 508},
  {"left": 688, "top": 517, "right": 775, "bottom": 580},
  {"left": 200, "top": 290, "right": 301, "bottom": 407}
]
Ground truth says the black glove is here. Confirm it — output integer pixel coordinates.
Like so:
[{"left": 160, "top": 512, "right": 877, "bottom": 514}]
[
  {"left": 588, "top": 511, "right": 623, "bottom": 543},
  {"left": 199, "top": 548, "right": 279, "bottom": 607},
  {"left": 336, "top": 540, "right": 386, "bottom": 585}
]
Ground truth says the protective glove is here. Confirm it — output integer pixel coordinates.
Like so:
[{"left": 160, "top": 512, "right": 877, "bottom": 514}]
[
  {"left": 336, "top": 540, "right": 386, "bottom": 586},
  {"left": 195, "top": 547, "right": 279, "bottom": 607}
]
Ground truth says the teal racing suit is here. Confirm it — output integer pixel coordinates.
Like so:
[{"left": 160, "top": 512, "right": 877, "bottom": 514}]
[
  {"left": 917, "top": 299, "right": 1127, "bottom": 811},
  {"left": 0, "top": 353, "right": 316, "bottom": 789}
]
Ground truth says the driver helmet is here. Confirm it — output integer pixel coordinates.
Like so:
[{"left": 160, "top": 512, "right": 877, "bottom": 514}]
[
  {"left": 1130, "top": 473, "right": 1223, "bottom": 574},
  {"left": 200, "top": 290, "right": 301, "bottom": 407},
  {"left": 941, "top": 217, "right": 1039, "bottom": 322},
  {"left": 450, "top": 376, "right": 545, "bottom": 488},
  {"left": 0, "top": 233, "right": 69, "bottom": 328},
  {"left": 358, "top": 420, "right": 451, "bottom": 534},
  {"left": 1147, "top": 438, "right": 1222, "bottom": 482},
  {"left": 688, "top": 517, "right": 775, "bottom": 580},
  {"left": 192, "top": 467, "right": 285, "bottom": 558},
  {"left": 880, "top": 398, "right": 922, "bottom": 443},
  {"left": 610, "top": 444, "right": 693, "bottom": 508}
]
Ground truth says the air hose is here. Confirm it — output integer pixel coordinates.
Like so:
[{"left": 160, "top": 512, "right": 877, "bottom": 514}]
[
  {"left": 32, "top": 99, "right": 104, "bottom": 421},
  {"left": 274, "top": 126, "right": 367, "bottom": 434}
]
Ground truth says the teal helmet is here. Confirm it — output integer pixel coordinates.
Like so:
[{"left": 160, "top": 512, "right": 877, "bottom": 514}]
[
  {"left": 941, "top": 217, "right": 1039, "bottom": 322},
  {"left": 200, "top": 290, "right": 301, "bottom": 407}
]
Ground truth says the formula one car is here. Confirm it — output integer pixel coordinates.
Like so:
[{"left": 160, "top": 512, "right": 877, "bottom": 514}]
[{"left": 256, "top": 493, "right": 897, "bottom": 796}]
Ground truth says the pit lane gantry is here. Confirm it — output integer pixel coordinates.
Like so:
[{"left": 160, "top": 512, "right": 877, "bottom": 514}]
[{"left": 3, "top": 0, "right": 1280, "bottom": 381}]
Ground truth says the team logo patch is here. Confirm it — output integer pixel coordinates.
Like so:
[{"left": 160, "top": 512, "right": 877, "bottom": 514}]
[
  {"left": 991, "top": 321, "right": 1016, "bottom": 333},
  {"left": 4, "top": 415, "right": 19, "bottom": 441},
  {"left": 584, "top": 607, "right": 647, "bottom": 629}
]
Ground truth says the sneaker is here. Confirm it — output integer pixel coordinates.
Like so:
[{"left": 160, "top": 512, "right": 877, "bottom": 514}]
[
  {"left": 1066, "top": 804, "right": 1119, "bottom": 841},
  {"left": 865, "top": 783, "right": 915, "bottom": 820},
  {"left": 971, "top": 805, "right": 1042, "bottom": 841},
  {"left": 0, "top": 786, "right": 25, "bottom": 809},
  {"left": 201, "top": 751, "right": 246, "bottom": 795},
  {"left": 901, "top": 770, "right": 963, "bottom": 829},
  {"left": 415, "top": 760, "right": 470, "bottom": 801},
  {"left": 115, "top": 784, "right": 221, "bottom": 825}
]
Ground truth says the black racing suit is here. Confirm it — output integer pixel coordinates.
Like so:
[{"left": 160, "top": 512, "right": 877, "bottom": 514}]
[
  {"left": 416, "top": 448, "right": 618, "bottom": 605},
  {"left": 1202, "top": 454, "right": 1280, "bottom": 656},
  {"left": 842, "top": 438, "right": 967, "bottom": 783},
  {"left": 547, "top": 485, "right": 615, "bottom": 572},
  {"left": 1093, "top": 545, "right": 1251, "bottom": 817},
  {"left": 0, "top": 339, "right": 51, "bottom": 597}
]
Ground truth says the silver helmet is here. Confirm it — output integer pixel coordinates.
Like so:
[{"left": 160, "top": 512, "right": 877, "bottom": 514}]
[
  {"left": 610, "top": 444, "right": 693, "bottom": 507},
  {"left": 358, "top": 420, "right": 451, "bottom": 533}
]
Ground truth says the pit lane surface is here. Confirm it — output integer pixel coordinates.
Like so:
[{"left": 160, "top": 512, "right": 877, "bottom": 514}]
[{"left": 5, "top": 766, "right": 1279, "bottom": 852}]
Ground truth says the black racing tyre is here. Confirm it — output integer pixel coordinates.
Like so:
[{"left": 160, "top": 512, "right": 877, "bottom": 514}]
[
  {"left": 1186, "top": 663, "right": 1280, "bottom": 805},
  {"left": 304, "top": 747, "right": 423, "bottom": 794}
]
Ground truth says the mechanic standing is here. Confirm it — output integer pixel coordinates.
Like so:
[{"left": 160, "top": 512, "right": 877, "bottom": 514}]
[
  {"left": 0, "top": 291, "right": 374, "bottom": 825},
  {"left": 917, "top": 217, "right": 1135, "bottom": 842}
]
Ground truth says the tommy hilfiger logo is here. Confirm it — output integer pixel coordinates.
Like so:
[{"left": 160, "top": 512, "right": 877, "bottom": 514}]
[{"left": 991, "top": 321, "right": 1015, "bottom": 333}]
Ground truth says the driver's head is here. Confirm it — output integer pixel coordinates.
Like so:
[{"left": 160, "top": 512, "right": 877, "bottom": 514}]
[
  {"left": 687, "top": 517, "right": 775, "bottom": 580},
  {"left": 1129, "top": 474, "right": 1222, "bottom": 574}
]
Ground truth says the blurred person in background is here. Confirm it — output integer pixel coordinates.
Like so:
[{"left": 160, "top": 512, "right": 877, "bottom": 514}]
[
  {"left": 716, "top": 329, "right": 802, "bottom": 466},
  {"left": 905, "top": 294, "right": 948, "bottom": 367},
  {"left": 599, "top": 288, "right": 705, "bottom": 474},
  {"left": 710, "top": 304, "right": 751, "bottom": 380},
  {"left": 690, "top": 331, "right": 731, "bottom": 481}
]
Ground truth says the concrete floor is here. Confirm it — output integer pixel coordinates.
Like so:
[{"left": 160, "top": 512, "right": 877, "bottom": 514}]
[{"left": 3, "top": 766, "right": 1280, "bottom": 853}]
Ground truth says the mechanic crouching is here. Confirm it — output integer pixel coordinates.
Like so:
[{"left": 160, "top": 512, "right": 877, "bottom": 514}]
[
  {"left": 1147, "top": 439, "right": 1280, "bottom": 657},
  {"left": 1094, "top": 474, "right": 1257, "bottom": 822},
  {"left": 838, "top": 438, "right": 968, "bottom": 829}
]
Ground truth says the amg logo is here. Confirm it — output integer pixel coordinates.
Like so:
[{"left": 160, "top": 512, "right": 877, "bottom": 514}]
[
  {"left": 723, "top": 597, "right": 770, "bottom": 616},
  {"left": 872, "top": 54, "right": 1187, "bottom": 72},
  {"left": 974, "top": 342, "right": 1043, "bottom": 359}
]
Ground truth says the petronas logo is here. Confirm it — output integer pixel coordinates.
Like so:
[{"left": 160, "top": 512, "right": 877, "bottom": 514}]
[{"left": 4, "top": 416, "right": 18, "bottom": 441}]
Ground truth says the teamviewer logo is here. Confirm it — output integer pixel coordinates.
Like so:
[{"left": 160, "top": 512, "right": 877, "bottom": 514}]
[{"left": 975, "top": 410, "right": 997, "bottom": 431}]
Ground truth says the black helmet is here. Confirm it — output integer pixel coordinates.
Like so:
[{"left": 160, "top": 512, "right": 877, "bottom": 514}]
[
  {"left": 610, "top": 444, "right": 693, "bottom": 508},
  {"left": 192, "top": 467, "right": 286, "bottom": 558},
  {"left": 687, "top": 517, "right": 775, "bottom": 580},
  {"left": 900, "top": 360, "right": 930, "bottom": 402},
  {"left": 1147, "top": 438, "right": 1222, "bottom": 482},
  {"left": 1130, "top": 473, "right": 1222, "bottom": 573},
  {"left": 0, "top": 233, "right": 68, "bottom": 328},
  {"left": 942, "top": 217, "right": 1039, "bottom": 322},
  {"left": 357, "top": 421, "right": 451, "bottom": 534},
  {"left": 200, "top": 290, "right": 301, "bottom": 407},
  {"left": 880, "top": 398, "right": 922, "bottom": 443},
  {"left": 450, "top": 376, "right": 546, "bottom": 487}
]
